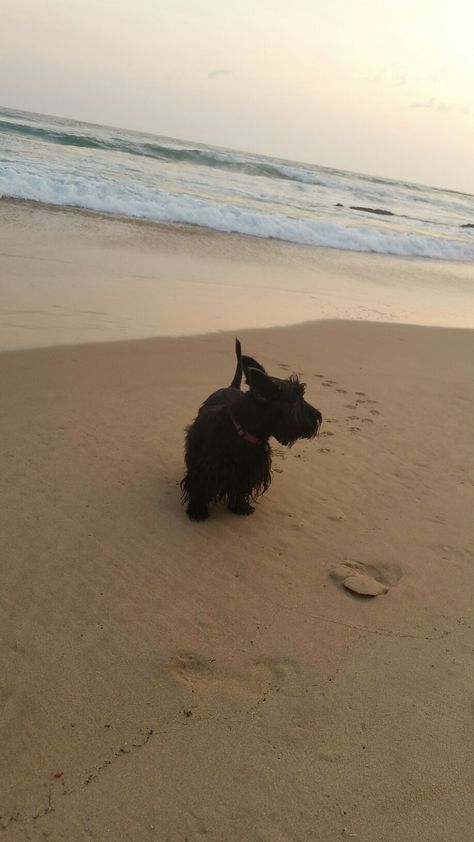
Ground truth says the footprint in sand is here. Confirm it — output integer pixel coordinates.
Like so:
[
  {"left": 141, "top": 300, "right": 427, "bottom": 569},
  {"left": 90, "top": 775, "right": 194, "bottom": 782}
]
[
  {"left": 330, "top": 559, "right": 402, "bottom": 597},
  {"left": 173, "top": 655, "right": 297, "bottom": 703},
  {"left": 325, "top": 418, "right": 339, "bottom": 424},
  {"left": 318, "top": 447, "right": 332, "bottom": 453},
  {"left": 320, "top": 431, "right": 335, "bottom": 437},
  {"left": 345, "top": 404, "right": 358, "bottom": 409},
  {"left": 336, "top": 388, "right": 348, "bottom": 394},
  {"left": 349, "top": 427, "right": 361, "bottom": 433},
  {"left": 184, "top": 813, "right": 209, "bottom": 838},
  {"left": 362, "top": 418, "right": 374, "bottom": 424},
  {"left": 370, "top": 409, "right": 380, "bottom": 416},
  {"left": 169, "top": 653, "right": 216, "bottom": 687},
  {"left": 326, "top": 511, "right": 346, "bottom": 522},
  {"left": 322, "top": 382, "right": 334, "bottom": 387},
  {"left": 355, "top": 391, "right": 366, "bottom": 396},
  {"left": 251, "top": 657, "right": 298, "bottom": 688},
  {"left": 313, "top": 373, "right": 325, "bottom": 378},
  {"left": 346, "top": 415, "right": 359, "bottom": 421}
]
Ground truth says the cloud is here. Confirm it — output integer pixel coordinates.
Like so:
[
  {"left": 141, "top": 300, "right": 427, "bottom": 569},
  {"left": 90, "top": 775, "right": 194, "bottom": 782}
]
[
  {"left": 208, "top": 69, "right": 232, "bottom": 79},
  {"left": 410, "top": 97, "right": 436, "bottom": 108},
  {"left": 409, "top": 98, "right": 471, "bottom": 116},
  {"left": 361, "top": 64, "right": 407, "bottom": 86},
  {"left": 361, "top": 70, "right": 384, "bottom": 82}
]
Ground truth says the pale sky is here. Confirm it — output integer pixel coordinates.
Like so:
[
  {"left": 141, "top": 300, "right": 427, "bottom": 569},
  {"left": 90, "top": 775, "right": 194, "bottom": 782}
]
[{"left": 2, "top": 0, "right": 473, "bottom": 192}]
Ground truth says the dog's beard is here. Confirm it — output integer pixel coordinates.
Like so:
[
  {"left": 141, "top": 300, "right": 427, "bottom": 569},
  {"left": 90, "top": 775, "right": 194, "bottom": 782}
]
[{"left": 273, "top": 403, "right": 322, "bottom": 446}]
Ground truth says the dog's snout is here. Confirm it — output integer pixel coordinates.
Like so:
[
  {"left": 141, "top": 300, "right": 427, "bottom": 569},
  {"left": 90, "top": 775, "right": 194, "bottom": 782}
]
[{"left": 302, "top": 403, "right": 322, "bottom": 438}]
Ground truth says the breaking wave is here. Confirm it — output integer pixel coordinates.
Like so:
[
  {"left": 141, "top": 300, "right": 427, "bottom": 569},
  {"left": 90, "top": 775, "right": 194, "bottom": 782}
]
[{"left": 2, "top": 161, "right": 473, "bottom": 261}]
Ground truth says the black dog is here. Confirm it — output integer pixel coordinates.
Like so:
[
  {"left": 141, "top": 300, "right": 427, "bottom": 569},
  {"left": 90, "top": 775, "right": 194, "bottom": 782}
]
[{"left": 181, "top": 339, "right": 322, "bottom": 521}]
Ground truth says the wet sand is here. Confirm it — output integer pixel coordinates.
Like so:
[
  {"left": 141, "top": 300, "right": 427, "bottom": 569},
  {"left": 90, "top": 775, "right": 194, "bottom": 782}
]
[{"left": 1, "top": 199, "right": 474, "bottom": 352}]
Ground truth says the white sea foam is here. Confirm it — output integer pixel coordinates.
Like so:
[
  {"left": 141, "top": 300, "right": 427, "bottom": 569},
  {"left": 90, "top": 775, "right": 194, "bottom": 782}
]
[
  {"left": 1, "top": 105, "right": 474, "bottom": 263},
  {"left": 2, "top": 160, "right": 473, "bottom": 261}
]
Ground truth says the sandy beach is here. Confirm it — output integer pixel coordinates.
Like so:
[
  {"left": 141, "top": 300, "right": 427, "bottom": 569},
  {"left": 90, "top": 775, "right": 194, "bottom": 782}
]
[
  {"left": 2, "top": 200, "right": 474, "bottom": 353},
  {"left": 1, "top": 207, "right": 474, "bottom": 841}
]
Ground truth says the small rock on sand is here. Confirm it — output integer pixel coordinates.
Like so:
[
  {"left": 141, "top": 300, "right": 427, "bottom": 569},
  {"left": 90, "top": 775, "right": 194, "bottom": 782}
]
[
  {"left": 331, "top": 561, "right": 391, "bottom": 596},
  {"left": 342, "top": 572, "right": 388, "bottom": 596}
]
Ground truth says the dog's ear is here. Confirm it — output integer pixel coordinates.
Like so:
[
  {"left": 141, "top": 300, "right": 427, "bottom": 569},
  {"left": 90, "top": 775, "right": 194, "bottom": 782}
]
[
  {"left": 248, "top": 367, "right": 280, "bottom": 400},
  {"left": 242, "top": 355, "right": 266, "bottom": 386}
]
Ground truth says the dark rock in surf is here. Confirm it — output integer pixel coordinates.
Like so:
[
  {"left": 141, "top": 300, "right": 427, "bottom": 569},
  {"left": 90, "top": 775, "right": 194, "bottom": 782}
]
[{"left": 349, "top": 206, "right": 395, "bottom": 216}]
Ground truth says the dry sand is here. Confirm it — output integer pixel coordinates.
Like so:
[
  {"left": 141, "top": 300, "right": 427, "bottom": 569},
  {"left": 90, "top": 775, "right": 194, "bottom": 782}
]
[{"left": 1, "top": 315, "right": 474, "bottom": 841}]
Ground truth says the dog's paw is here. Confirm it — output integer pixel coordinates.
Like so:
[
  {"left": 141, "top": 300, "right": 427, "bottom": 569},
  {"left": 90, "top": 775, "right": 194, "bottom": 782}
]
[
  {"left": 228, "top": 502, "right": 255, "bottom": 516},
  {"left": 186, "top": 506, "right": 210, "bottom": 522}
]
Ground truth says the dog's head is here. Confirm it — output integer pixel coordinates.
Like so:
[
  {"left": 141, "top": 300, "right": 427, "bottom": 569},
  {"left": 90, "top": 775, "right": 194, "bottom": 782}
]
[{"left": 244, "top": 358, "right": 322, "bottom": 446}]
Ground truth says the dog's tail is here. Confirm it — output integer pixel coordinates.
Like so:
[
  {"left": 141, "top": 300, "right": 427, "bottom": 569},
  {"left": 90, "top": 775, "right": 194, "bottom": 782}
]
[{"left": 229, "top": 338, "right": 243, "bottom": 389}]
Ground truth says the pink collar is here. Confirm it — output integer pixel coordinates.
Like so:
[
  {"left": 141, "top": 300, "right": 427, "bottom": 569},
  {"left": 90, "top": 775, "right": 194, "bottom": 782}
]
[{"left": 230, "top": 414, "right": 261, "bottom": 445}]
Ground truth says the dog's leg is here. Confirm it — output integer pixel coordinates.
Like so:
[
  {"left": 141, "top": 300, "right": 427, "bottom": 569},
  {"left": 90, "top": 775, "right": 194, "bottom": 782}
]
[
  {"left": 182, "top": 474, "right": 211, "bottom": 521},
  {"left": 228, "top": 493, "right": 255, "bottom": 516},
  {"left": 185, "top": 484, "right": 211, "bottom": 521},
  {"left": 187, "top": 498, "right": 210, "bottom": 521}
]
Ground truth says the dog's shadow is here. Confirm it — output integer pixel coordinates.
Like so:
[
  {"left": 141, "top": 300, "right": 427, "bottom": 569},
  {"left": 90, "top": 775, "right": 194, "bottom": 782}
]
[
  {"left": 134, "top": 461, "right": 184, "bottom": 532},
  {"left": 135, "top": 461, "right": 269, "bottom": 538}
]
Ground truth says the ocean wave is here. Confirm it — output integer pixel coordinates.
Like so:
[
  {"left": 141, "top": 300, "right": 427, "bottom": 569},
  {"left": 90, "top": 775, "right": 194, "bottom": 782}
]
[
  {"left": 2, "top": 163, "right": 473, "bottom": 261},
  {"left": 0, "top": 117, "right": 309, "bottom": 184},
  {"left": 0, "top": 116, "right": 407, "bottom": 196},
  {"left": 3, "top": 116, "right": 474, "bottom": 221}
]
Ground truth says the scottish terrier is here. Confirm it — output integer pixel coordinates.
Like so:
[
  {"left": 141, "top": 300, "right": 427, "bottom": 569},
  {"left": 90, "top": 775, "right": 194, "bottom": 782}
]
[{"left": 181, "top": 339, "right": 322, "bottom": 521}]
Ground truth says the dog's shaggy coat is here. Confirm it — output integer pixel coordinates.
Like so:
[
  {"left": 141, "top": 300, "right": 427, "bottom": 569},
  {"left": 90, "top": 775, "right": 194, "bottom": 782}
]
[{"left": 181, "top": 340, "right": 322, "bottom": 520}]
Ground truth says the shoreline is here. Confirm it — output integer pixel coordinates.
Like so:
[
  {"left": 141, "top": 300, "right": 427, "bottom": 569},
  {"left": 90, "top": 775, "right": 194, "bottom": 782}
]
[
  {"left": 1, "top": 199, "right": 474, "bottom": 352},
  {"left": 3, "top": 193, "right": 474, "bottom": 262}
]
